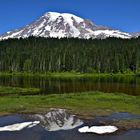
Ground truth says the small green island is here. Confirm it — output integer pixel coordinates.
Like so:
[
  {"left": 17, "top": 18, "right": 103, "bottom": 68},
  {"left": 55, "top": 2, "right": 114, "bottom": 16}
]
[{"left": 0, "top": 86, "right": 40, "bottom": 96}]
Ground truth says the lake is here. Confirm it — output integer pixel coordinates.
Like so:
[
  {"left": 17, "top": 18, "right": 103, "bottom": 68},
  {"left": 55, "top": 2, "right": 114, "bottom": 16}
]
[
  {"left": 0, "top": 75, "right": 140, "bottom": 95},
  {"left": 0, "top": 75, "right": 140, "bottom": 139}
]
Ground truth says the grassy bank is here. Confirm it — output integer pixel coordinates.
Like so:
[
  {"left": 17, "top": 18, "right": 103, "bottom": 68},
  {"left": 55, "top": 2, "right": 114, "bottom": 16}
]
[
  {"left": 0, "top": 86, "right": 40, "bottom": 95},
  {"left": 0, "top": 91, "right": 139, "bottom": 118},
  {"left": 0, "top": 72, "right": 136, "bottom": 78}
]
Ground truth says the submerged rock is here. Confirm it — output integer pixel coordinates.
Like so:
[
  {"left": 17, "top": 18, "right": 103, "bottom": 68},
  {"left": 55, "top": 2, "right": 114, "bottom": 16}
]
[
  {"left": 78, "top": 125, "right": 118, "bottom": 134},
  {"left": 30, "top": 109, "right": 83, "bottom": 131},
  {"left": 0, "top": 121, "right": 40, "bottom": 132}
]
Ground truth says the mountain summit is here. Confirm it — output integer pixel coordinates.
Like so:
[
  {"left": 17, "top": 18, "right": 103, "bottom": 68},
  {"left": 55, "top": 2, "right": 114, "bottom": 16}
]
[{"left": 0, "top": 12, "right": 132, "bottom": 40}]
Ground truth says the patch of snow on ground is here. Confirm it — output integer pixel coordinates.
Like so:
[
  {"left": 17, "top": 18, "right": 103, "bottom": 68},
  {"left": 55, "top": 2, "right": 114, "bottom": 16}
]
[
  {"left": 78, "top": 125, "right": 118, "bottom": 134},
  {"left": 0, "top": 121, "right": 40, "bottom": 132}
]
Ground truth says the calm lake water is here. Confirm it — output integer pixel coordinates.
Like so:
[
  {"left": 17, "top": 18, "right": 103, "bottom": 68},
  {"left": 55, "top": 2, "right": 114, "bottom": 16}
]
[
  {"left": 0, "top": 112, "right": 140, "bottom": 140},
  {"left": 0, "top": 75, "right": 140, "bottom": 95}
]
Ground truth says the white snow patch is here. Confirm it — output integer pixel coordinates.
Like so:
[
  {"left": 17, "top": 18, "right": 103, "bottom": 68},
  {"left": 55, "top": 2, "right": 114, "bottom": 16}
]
[
  {"left": 46, "top": 12, "right": 83, "bottom": 23},
  {"left": 49, "top": 31, "right": 66, "bottom": 38},
  {"left": 93, "top": 30, "right": 131, "bottom": 39},
  {"left": 6, "top": 31, "right": 11, "bottom": 34},
  {"left": 0, "top": 121, "right": 40, "bottom": 132},
  {"left": 45, "top": 26, "right": 51, "bottom": 31},
  {"left": 2, "top": 30, "right": 23, "bottom": 40},
  {"left": 78, "top": 125, "right": 118, "bottom": 134},
  {"left": 32, "top": 19, "right": 46, "bottom": 36}
]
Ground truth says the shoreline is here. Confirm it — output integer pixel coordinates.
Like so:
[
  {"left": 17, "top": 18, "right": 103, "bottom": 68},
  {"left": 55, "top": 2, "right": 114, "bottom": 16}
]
[{"left": 0, "top": 72, "right": 136, "bottom": 78}]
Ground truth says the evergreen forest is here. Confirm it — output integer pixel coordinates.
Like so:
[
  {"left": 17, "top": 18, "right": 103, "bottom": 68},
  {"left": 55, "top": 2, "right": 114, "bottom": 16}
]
[{"left": 0, "top": 37, "right": 140, "bottom": 74}]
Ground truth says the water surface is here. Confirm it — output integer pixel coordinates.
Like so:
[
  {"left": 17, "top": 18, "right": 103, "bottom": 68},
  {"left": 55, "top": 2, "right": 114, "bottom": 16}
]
[
  {"left": 0, "top": 75, "right": 140, "bottom": 95},
  {"left": 0, "top": 112, "right": 140, "bottom": 140}
]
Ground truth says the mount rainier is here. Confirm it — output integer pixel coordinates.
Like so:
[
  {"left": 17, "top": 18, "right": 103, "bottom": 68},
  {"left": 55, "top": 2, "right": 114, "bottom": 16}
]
[{"left": 0, "top": 12, "right": 132, "bottom": 40}]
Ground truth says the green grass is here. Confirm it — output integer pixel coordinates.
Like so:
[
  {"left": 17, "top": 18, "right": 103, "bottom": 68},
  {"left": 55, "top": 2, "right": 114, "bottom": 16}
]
[
  {"left": 0, "top": 86, "right": 40, "bottom": 95},
  {"left": 0, "top": 71, "right": 136, "bottom": 79},
  {"left": 0, "top": 91, "right": 139, "bottom": 118}
]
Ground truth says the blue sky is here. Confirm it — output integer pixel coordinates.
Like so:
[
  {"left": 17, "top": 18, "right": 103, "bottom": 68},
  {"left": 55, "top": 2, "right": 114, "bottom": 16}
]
[{"left": 0, "top": 0, "right": 140, "bottom": 34}]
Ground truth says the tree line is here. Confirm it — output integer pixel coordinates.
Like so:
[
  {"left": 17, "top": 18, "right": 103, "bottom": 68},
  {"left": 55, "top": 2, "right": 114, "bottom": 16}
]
[{"left": 0, "top": 37, "right": 140, "bottom": 73}]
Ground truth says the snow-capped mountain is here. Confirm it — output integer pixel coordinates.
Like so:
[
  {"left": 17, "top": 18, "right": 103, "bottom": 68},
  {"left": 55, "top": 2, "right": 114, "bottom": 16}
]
[
  {"left": 0, "top": 12, "right": 132, "bottom": 40},
  {"left": 131, "top": 32, "right": 140, "bottom": 38},
  {"left": 29, "top": 109, "right": 83, "bottom": 131}
]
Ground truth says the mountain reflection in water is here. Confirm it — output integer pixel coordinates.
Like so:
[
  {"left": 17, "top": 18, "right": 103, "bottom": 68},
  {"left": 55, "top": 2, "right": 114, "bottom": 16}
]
[{"left": 0, "top": 110, "right": 140, "bottom": 140}]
